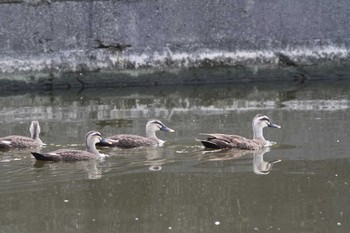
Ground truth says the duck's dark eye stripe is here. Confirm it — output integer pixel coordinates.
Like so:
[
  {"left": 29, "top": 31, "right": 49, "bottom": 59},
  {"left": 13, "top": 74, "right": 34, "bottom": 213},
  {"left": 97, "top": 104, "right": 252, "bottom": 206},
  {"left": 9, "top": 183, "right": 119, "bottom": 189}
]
[
  {"left": 87, "top": 131, "right": 101, "bottom": 138},
  {"left": 261, "top": 117, "right": 270, "bottom": 121},
  {"left": 151, "top": 121, "right": 163, "bottom": 127}
]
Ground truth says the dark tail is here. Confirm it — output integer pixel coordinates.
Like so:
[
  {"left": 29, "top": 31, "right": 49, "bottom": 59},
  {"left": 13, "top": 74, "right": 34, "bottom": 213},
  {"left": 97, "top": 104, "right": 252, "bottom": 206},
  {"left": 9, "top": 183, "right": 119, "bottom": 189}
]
[
  {"left": 200, "top": 140, "right": 221, "bottom": 149},
  {"left": 31, "top": 152, "right": 51, "bottom": 161}
]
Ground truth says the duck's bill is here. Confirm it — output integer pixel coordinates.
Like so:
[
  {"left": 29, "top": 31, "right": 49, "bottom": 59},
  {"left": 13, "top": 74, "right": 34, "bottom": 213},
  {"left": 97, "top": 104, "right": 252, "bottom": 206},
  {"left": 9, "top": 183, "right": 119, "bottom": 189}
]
[
  {"left": 161, "top": 125, "right": 175, "bottom": 133},
  {"left": 99, "top": 138, "right": 113, "bottom": 145},
  {"left": 268, "top": 123, "right": 281, "bottom": 128}
]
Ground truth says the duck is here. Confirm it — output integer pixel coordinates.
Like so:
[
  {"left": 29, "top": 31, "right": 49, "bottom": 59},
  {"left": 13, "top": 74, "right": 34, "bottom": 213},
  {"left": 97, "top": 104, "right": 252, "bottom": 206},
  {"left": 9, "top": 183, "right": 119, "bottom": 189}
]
[
  {"left": 0, "top": 121, "right": 44, "bottom": 149},
  {"left": 31, "top": 131, "right": 110, "bottom": 161},
  {"left": 98, "top": 119, "right": 174, "bottom": 148},
  {"left": 199, "top": 114, "right": 281, "bottom": 150}
]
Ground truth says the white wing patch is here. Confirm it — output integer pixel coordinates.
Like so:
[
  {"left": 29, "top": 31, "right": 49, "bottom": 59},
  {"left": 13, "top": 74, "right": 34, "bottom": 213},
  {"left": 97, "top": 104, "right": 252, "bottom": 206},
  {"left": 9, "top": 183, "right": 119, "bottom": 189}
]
[
  {"left": 47, "top": 152, "right": 59, "bottom": 156},
  {"left": 0, "top": 140, "right": 12, "bottom": 145}
]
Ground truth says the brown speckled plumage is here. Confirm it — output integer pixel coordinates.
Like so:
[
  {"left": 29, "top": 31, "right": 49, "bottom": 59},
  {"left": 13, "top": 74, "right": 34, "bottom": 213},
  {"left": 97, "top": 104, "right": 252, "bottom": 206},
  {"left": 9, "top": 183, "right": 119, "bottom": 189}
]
[
  {"left": 106, "top": 134, "right": 158, "bottom": 148},
  {"left": 0, "top": 121, "right": 44, "bottom": 149},
  {"left": 99, "top": 119, "right": 174, "bottom": 148},
  {"left": 200, "top": 133, "right": 264, "bottom": 150},
  {"left": 31, "top": 131, "right": 107, "bottom": 162},
  {"left": 200, "top": 114, "right": 281, "bottom": 150}
]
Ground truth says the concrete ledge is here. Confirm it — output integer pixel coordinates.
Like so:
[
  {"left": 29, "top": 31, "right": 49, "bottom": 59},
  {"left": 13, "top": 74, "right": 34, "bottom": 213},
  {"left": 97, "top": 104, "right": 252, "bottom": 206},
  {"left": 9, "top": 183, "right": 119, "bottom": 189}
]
[
  {"left": 1, "top": 61, "right": 350, "bottom": 91},
  {"left": 1, "top": 0, "right": 350, "bottom": 88}
]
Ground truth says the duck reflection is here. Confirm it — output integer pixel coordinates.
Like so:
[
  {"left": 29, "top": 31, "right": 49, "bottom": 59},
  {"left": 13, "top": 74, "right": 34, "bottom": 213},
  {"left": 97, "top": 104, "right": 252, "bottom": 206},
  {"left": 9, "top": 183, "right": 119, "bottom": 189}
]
[
  {"left": 144, "top": 147, "right": 168, "bottom": 171},
  {"left": 203, "top": 148, "right": 251, "bottom": 161},
  {"left": 204, "top": 147, "right": 281, "bottom": 175},
  {"left": 33, "top": 159, "right": 103, "bottom": 180},
  {"left": 252, "top": 148, "right": 281, "bottom": 175}
]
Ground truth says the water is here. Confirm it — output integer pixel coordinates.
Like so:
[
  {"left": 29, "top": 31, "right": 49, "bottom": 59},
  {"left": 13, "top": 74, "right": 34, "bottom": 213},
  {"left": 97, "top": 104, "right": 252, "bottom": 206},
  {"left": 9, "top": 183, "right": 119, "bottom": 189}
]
[{"left": 0, "top": 80, "right": 350, "bottom": 233}]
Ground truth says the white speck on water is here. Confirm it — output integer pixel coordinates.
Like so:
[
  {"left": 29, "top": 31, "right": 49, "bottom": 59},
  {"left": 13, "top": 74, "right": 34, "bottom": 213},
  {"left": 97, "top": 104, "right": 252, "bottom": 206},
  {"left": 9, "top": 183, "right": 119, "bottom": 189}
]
[
  {"left": 64, "top": 199, "right": 69, "bottom": 203},
  {"left": 92, "top": 219, "right": 96, "bottom": 222},
  {"left": 337, "top": 222, "right": 342, "bottom": 226},
  {"left": 336, "top": 139, "right": 339, "bottom": 142},
  {"left": 214, "top": 221, "right": 220, "bottom": 225},
  {"left": 168, "top": 227, "right": 172, "bottom": 230},
  {"left": 254, "top": 227, "right": 259, "bottom": 231},
  {"left": 135, "top": 217, "right": 139, "bottom": 221}
]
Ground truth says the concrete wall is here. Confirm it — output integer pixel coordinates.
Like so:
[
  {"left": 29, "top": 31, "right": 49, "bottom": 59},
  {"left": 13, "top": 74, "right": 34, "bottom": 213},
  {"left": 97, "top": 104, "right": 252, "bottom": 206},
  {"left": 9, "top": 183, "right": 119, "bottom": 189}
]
[{"left": 1, "top": 0, "right": 350, "bottom": 88}]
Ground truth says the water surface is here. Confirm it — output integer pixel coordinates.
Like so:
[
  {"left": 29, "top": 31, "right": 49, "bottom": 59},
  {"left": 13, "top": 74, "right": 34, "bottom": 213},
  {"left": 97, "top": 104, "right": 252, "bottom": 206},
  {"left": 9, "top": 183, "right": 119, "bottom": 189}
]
[{"left": 0, "top": 80, "right": 349, "bottom": 233}]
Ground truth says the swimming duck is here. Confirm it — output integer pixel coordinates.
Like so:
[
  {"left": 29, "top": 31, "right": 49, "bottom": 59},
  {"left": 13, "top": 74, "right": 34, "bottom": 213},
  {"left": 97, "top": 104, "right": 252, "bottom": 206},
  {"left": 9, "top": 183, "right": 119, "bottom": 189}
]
[
  {"left": 0, "top": 121, "right": 44, "bottom": 149},
  {"left": 31, "top": 131, "right": 109, "bottom": 161},
  {"left": 98, "top": 119, "right": 174, "bottom": 148},
  {"left": 200, "top": 114, "right": 281, "bottom": 150}
]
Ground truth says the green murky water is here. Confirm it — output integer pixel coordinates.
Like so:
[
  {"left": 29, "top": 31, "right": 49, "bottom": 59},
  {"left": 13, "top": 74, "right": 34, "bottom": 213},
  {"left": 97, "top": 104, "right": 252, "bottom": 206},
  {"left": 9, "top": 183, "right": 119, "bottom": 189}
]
[{"left": 0, "top": 80, "right": 349, "bottom": 233}]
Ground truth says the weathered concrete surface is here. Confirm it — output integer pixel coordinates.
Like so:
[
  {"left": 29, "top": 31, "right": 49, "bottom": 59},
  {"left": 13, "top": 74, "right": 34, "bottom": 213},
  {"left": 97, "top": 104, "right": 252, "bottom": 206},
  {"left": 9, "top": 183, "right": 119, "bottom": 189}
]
[{"left": 1, "top": 0, "right": 350, "bottom": 89}]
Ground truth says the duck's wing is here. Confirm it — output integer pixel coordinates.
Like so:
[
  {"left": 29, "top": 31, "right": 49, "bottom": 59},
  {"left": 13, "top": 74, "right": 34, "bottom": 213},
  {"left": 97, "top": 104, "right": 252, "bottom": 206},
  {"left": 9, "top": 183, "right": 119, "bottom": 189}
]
[
  {"left": 31, "top": 149, "right": 94, "bottom": 161},
  {"left": 104, "top": 134, "right": 156, "bottom": 148},
  {"left": 200, "top": 133, "right": 259, "bottom": 150},
  {"left": 0, "top": 136, "right": 37, "bottom": 149}
]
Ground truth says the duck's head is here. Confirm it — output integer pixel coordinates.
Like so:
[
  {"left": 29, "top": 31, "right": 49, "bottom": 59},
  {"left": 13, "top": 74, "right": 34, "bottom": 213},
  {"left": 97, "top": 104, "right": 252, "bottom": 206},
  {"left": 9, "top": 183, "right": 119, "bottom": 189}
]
[
  {"left": 253, "top": 114, "right": 281, "bottom": 129},
  {"left": 146, "top": 119, "right": 175, "bottom": 133},
  {"left": 86, "top": 131, "right": 111, "bottom": 145}
]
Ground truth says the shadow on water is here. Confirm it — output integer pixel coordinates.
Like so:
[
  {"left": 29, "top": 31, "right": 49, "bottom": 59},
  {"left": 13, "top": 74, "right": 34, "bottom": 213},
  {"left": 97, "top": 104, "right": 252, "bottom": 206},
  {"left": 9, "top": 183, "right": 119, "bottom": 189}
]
[{"left": 0, "top": 80, "right": 350, "bottom": 232}]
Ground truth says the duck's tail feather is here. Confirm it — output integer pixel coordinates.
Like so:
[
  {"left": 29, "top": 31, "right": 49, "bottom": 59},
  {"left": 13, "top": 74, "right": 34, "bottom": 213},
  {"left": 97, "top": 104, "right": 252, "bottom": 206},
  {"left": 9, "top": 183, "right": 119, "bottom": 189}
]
[
  {"left": 31, "top": 152, "right": 52, "bottom": 161},
  {"left": 200, "top": 140, "right": 221, "bottom": 149}
]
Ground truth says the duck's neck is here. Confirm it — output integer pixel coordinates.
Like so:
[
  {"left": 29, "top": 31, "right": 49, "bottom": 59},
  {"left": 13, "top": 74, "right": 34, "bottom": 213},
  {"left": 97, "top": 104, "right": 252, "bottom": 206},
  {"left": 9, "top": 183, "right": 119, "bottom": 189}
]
[
  {"left": 31, "top": 127, "right": 43, "bottom": 144},
  {"left": 87, "top": 143, "right": 100, "bottom": 157},
  {"left": 146, "top": 129, "right": 159, "bottom": 142},
  {"left": 253, "top": 126, "right": 265, "bottom": 141}
]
